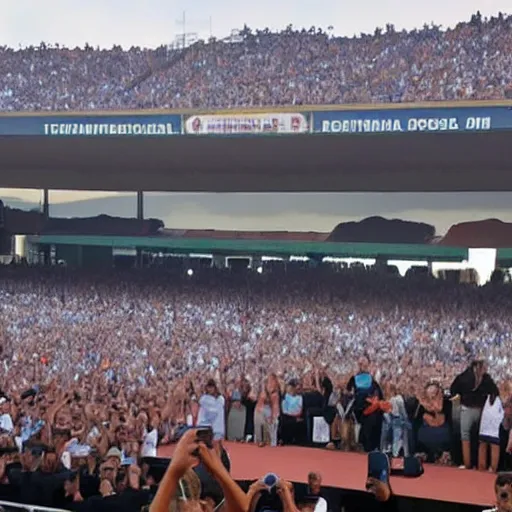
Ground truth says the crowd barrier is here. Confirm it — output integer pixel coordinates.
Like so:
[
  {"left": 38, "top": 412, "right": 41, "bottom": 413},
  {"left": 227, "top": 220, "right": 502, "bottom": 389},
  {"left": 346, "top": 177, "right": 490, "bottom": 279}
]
[
  {"left": 0, "top": 501, "right": 68, "bottom": 512},
  {"left": 0, "top": 487, "right": 486, "bottom": 512}
]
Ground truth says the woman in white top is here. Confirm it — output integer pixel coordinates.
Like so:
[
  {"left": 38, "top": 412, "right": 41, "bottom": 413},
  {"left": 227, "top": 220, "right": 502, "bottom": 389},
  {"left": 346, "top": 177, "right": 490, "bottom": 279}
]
[
  {"left": 197, "top": 378, "right": 226, "bottom": 440},
  {"left": 478, "top": 393, "right": 504, "bottom": 472},
  {"left": 139, "top": 412, "right": 160, "bottom": 458}
]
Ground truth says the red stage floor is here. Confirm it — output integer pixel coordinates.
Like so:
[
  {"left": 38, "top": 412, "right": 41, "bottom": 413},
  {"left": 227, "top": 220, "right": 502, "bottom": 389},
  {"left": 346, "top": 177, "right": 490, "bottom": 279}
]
[{"left": 158, "top": 443, "right": 495, "bottom": 507}]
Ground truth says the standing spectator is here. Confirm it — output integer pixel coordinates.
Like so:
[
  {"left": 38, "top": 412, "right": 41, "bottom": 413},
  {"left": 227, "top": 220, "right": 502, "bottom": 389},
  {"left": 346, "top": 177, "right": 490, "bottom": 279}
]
[
  {"left": 280, "top": 380, "right": 304, "bottom": 446},
  {"left": 0, "top": 397, "right": 14, "bottom": 434},
  {"left": 347, "top": 356, "right": 383, "bottom": 452},
  {"left": 197, "top": 379, "right": 225, "bottom": 441},
  {"left": 500, "top": 381, "right": 512, "bottom": 471},
  {"left": 240, "top": 379, "right": 256, "bottom": 442},
  {"left": 380, "top": 383, "right": 409, "bottom": 457},
  {"left": 451, "top": 360, "right": 499, "bottom": 469},
  {"left": 479, "top": 392, "right": 504, "bottom": 472},
  {"left": 226, "top": 388, "right": 246, "bottom": 442}
]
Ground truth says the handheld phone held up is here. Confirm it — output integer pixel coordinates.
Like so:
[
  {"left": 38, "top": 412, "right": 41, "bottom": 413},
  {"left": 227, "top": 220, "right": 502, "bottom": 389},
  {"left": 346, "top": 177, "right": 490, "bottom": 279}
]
[
  {"left": 194, "top": 426, "right": 214, "bottom": 449},
  {"left": 366, "top": 452, "right": 390, "bottom": 489}
]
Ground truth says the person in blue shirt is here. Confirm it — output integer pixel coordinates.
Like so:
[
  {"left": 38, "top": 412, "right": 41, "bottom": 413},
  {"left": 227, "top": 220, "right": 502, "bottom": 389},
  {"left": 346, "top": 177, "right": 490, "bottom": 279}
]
[
  {"left": 280, "top": 380, "right": 305, "bottom": 445},
  {"left": 346, "top": 355, "right": 384, "bottom": 452}
]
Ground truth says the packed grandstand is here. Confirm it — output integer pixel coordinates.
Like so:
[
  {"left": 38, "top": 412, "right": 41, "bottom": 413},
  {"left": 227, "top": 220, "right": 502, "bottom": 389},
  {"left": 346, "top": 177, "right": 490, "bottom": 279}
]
[
  {"left": 0, "top": 262, "right": 511, "bottom": 510},
  {"left": 1, "top": 9, "right": 512, "bottom": 512},
  {"left": 1, "top": 12, "right": 512, "bottom": 112}
]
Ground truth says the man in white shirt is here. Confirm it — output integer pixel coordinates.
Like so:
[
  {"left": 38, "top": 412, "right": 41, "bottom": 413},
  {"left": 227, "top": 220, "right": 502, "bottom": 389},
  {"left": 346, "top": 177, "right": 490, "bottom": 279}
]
[
  {"left": 141, "top": 427, "right": 158, "bottom": 457},
  {"left": 197, "top": 379, "right": 226, "bottom": 440}
]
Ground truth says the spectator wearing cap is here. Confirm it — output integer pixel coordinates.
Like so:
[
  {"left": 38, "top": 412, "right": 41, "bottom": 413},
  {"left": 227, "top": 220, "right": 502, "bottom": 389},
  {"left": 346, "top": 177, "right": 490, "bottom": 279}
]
[
  {"left": 226, "top": 387, "right": 246, "bottom": 441},
  {"left": 105, "top": 446, "right": 123, "bottom": 469}
]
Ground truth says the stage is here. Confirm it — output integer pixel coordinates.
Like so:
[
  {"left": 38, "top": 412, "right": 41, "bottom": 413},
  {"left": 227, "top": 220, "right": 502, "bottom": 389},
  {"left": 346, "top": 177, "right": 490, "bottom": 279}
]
[{"left": 158, "top": 443, "right": 495, "bottom": 508}]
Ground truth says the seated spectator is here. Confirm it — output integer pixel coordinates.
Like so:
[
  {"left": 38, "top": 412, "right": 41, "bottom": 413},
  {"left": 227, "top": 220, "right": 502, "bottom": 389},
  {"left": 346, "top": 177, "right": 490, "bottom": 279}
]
[{"left": 1, "top": 13, "right": 512, "bottom": 111}]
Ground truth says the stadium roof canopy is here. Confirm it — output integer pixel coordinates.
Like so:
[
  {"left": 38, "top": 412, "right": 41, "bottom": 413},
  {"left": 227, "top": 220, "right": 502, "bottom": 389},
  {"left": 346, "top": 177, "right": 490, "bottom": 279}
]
[
  {"left": 31, "top": 234, "right": 470, "bottom": 262},
  {"left": 1, "top": 101, "right": 512, "bottom": 192}
]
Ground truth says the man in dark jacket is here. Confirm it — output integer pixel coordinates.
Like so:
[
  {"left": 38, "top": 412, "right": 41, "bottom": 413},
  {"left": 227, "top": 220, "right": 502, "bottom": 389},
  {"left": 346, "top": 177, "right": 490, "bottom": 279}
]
[{"left": 450, "top": 360, "right": 499, "bottom": 469}]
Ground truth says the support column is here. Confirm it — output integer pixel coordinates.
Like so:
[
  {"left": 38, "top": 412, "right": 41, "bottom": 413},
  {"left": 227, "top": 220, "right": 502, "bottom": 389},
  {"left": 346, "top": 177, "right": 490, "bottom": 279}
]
[
  {"left": 137, "top": 191, "right": 144, "bottom": 220},
  {"left": 41, "top": 189, "right": 50, "bottom": 264},
  {"left": 42, "top": 189, "right": 50, "bottom": 220},
  {"left": 136, "top": 191, "right": 144, "bottom": 267}
]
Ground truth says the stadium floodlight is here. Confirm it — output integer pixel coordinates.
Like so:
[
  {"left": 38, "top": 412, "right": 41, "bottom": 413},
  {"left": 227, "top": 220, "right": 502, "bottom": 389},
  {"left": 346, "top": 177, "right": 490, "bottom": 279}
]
[{"left": 187, "top": 269, "right": 194, "bottom": 276}]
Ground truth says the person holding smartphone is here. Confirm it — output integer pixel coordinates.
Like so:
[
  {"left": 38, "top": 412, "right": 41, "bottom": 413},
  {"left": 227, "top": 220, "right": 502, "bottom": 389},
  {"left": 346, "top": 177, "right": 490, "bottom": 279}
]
[
  {"left": 366, "top": 452, "right": 399, "bottom": 512},
  {"left": 246, "top": 473, "right": 297, "bottom": 512},
  {"left": 150, "top": 428, "right": 246, "bottom": 512}
]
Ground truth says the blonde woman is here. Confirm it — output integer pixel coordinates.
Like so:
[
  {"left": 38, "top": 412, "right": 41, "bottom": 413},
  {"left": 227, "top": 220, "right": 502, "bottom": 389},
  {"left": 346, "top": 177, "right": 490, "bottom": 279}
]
[{"left": 254, "top": 374, "right": 281, "bottom": 447}]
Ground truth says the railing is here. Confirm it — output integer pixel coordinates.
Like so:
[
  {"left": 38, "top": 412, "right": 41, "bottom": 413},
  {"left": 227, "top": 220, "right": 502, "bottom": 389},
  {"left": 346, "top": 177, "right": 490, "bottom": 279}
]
[{"left": 0, "top": 501, "right": 68, "bottom": 512}]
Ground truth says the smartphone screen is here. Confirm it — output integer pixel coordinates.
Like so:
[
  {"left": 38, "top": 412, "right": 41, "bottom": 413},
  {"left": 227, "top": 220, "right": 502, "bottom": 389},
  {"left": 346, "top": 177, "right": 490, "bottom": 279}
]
[
  {"left": 263, "top": 473, "right": 279, "bottom": 490},
  {"left": 367, "top": 452, "right": 390, "bottom": 484},
  {"left": 195, "top": 426, "right": 214, "bottom": 448}
]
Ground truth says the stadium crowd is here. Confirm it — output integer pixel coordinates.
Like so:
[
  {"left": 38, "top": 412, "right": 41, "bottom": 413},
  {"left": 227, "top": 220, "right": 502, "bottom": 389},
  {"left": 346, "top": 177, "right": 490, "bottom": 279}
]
[
  {"left": 1, "top": 12, "right": 511, "bottom": 112},
  {"left": 0, "top": 264, "right": 511, "bottom": 510}
]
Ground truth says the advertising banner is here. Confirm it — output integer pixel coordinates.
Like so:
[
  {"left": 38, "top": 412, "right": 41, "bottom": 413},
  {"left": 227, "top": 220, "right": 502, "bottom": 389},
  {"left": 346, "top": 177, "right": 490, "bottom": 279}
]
[
  {"left": 184, "top": 112, "right": 310, "bottom": 135},
  {"left": 313, "top": 105, "right": 512, "bottom": 134},
  {"left": 0, "top": 114, "right": 182, "bottom": 136},
  {"left": 2, "top": 105, "right": 510, "bottom": 137}
]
